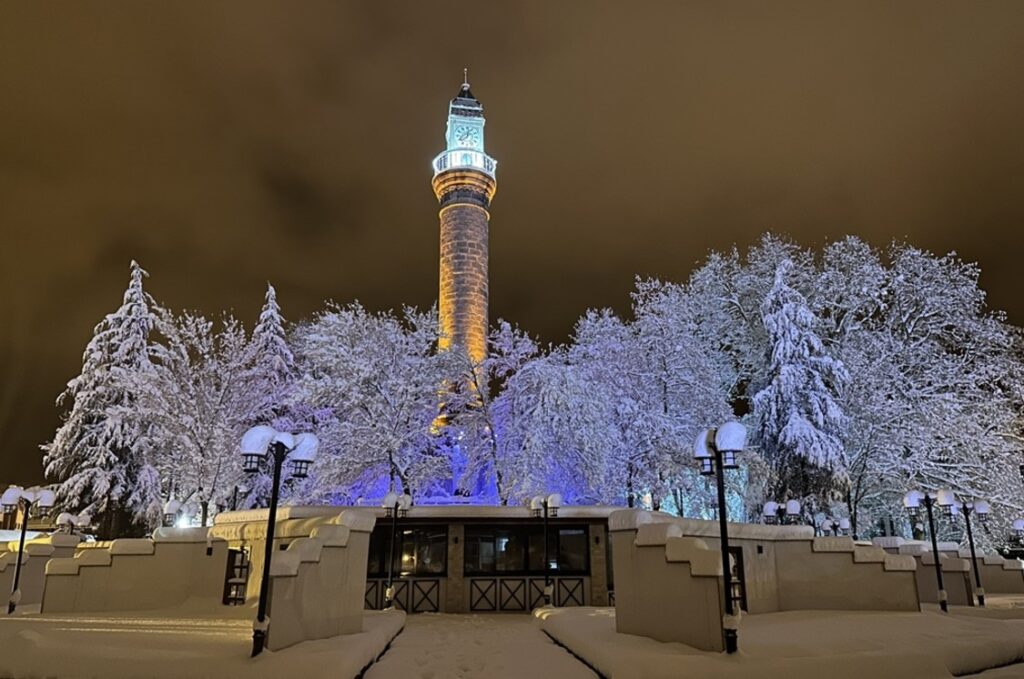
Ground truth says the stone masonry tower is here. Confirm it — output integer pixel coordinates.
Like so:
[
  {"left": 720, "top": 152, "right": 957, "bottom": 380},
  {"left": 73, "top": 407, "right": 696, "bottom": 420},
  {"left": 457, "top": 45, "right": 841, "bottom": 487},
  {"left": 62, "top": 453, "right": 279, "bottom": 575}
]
[{"left": 431, "top": 74, "right": 497, "bottom": 366}]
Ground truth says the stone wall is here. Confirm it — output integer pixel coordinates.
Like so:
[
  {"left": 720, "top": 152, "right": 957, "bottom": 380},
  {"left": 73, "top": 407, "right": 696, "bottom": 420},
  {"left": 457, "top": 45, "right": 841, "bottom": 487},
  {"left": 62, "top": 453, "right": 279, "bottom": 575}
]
[{"left": 438, "top": 202, "right": 489, "bottom": 364}]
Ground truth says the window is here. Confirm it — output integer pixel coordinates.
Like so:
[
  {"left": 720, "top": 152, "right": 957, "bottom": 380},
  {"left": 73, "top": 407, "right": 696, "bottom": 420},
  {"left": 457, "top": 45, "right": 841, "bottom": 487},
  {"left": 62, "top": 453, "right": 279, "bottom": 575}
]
[
  {"left": 367, "top": 525, "right": 448, "bottom": 577},
  {"left": 465, "top": 524, "right": 591, "bottom": 576}
]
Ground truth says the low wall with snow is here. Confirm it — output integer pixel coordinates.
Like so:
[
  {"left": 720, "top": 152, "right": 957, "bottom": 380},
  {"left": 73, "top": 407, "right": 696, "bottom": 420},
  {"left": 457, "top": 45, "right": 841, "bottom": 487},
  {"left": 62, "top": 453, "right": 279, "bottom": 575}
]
[
  {"left": 0, "top": 534, "right": 80, "bottom": 609},
  {"left": 609, "top": 510, "right": 922, "bottom": 649},
  {"left": 609, "top": 514, "right": 725, "bottom": 652},
  {"left": 875, "top": 538, "right": 1024, "bottom": 597},
  {"left": 773, "top": 537, "right": 919, "bottom": 612},
  {"left": 42, "top": 528, "right": 228, "bottom": 614},
  {"left": 263, "top": 510, "right": 376, "bottom": 651},
  {"left": 891, "top": 543, "right": 974, "bottom": 606},
  {"left": 965, "top": 551, "right": 1024, "bottom": 594}
]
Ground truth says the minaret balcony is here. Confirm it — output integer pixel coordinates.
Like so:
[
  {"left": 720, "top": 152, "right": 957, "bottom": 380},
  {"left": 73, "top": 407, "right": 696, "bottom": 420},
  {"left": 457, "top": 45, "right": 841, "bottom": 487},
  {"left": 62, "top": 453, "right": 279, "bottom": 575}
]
[{"left": 432, "top": 149, "right": 497, "bottom": 179}]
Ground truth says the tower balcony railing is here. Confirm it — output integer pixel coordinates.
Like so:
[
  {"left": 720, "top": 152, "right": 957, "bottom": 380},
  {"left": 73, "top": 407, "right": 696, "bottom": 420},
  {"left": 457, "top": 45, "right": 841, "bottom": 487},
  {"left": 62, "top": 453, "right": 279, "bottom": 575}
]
[{"left": 432, "top": 149, "right": 497, "bottom": 179}]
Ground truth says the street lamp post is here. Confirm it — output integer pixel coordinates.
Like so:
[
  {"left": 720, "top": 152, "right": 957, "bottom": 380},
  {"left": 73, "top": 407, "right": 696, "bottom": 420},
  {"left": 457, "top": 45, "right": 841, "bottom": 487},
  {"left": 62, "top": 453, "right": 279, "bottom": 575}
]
[
  {"left": 904, "top": 489, "right": 947, "bottom": 612},
  {"left": 1, "top": 486, "right": 55, "bottom": 614},
  {"left": 381, "top": 491, "right": 412, "bottom": 608},
  {"left": 938, "top": 491, "right": 990, "bottom": 607},
  {"left": 694, "top": 421, "right": 746, "bottom": 655},
  {"left": 762, "top": 500, "right": 802, "bottom": 526},
  {"left": 239, "top": 425, "right": 318, "bottom": 657},
  {"left": 531, "top": 493, "right": 561, "bottom": 606},
  {"left": 825, "top": 517, "right": 850, "bottom": 537},
  {"left": 162, "top": 499, "right": 182, "bottom": 528},
  {"left": 1012, "top": 519, "right": 1024, "bottom": 548}
]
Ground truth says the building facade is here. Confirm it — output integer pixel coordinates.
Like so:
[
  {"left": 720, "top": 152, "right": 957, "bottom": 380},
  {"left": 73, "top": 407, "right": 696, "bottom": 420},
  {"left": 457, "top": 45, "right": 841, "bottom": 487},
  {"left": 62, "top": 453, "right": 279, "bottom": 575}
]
[{"left": 431, "top": 77, "right": 497, "bottom": 365}]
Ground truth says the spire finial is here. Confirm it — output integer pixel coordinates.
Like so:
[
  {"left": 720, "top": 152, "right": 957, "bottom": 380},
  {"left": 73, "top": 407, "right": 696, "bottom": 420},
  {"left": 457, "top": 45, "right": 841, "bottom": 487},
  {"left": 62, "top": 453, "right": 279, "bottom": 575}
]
[{"left": 462, "top": 67, "right": 469, "bottom": 90}]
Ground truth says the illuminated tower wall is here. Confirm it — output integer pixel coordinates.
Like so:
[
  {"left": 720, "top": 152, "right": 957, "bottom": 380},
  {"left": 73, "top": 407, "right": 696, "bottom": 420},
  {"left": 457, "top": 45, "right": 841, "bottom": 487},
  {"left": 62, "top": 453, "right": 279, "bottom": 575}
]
[{"left": 431, "top": 80, "right": 497, "bottom": 365}]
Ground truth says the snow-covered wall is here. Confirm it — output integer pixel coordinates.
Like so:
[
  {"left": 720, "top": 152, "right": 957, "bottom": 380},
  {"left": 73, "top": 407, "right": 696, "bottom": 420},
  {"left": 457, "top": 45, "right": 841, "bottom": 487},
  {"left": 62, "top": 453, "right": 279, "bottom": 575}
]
[
  {"left": 0, "top": 533, "right": 79, "bottom": 610},
  {"left": 610, "top": 515, "right": 726, "bottom": 651},
  {"left": 609, "top": 509, "right": 921, "bottom": 648},
  {"left": 42, "top": 528, "right": 228, "bottom": 614},
  {"left": 264, "top": 510, "right": 376, "bottom": 651}
]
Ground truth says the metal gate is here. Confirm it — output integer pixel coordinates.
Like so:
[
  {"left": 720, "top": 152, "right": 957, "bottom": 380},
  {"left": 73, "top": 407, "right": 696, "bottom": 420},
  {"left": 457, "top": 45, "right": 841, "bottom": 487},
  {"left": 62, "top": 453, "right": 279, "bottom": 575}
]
[{"left": 365, "top": 578, "right": 441, "bottom": 613}]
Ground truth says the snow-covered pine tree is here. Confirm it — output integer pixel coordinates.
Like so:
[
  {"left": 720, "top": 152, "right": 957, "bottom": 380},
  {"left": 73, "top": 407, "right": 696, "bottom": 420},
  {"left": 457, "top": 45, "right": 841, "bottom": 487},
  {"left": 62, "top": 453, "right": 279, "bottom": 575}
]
[
  {"left": 43, "top": 261, "right": 161, "bottom": 537},
  {"left": 249, "top": 283, "right": 296, "bottom": 424},
  {"left": 241, "top": 283, "right": 298, "bottom": 507},
  {"left": 753, "top": 259, "right": 848, "bottom": 510}
]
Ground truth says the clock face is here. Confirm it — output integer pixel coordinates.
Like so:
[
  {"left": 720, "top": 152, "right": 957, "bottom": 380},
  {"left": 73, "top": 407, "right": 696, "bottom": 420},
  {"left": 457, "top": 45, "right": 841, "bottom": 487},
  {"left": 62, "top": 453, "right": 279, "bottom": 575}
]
[{"left": 454, "top": 124, "right": 481, "bottom": 148}]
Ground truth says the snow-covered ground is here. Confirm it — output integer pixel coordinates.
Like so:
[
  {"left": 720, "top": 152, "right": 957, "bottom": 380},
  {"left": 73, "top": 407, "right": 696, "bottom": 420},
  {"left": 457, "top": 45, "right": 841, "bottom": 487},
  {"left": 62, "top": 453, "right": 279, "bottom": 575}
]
[
  {"left": 537, "top": 607, "right": 1024, "bottom": 678},
  {"left": 363, "top": 612, "right": 597, "bottom": 679},
  {"left": 0, "top": 604, "right": 404, "bottom": 679}
]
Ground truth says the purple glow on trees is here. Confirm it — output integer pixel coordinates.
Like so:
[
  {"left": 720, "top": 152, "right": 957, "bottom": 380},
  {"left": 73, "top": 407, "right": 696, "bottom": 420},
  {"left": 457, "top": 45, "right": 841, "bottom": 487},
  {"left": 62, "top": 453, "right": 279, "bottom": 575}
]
[{"left": 43, "top": 235, "right": 1024, "bottom": 541}]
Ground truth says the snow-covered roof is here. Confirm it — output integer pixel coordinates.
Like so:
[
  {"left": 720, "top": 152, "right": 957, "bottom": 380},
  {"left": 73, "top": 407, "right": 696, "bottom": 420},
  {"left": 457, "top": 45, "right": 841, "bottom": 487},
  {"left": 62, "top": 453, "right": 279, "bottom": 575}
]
[
  {"left": 609, "top": 509, "right": 815, "bottom": 541},
  {"left": 214, "top": 504, "right": 619, "bottom": 526}
]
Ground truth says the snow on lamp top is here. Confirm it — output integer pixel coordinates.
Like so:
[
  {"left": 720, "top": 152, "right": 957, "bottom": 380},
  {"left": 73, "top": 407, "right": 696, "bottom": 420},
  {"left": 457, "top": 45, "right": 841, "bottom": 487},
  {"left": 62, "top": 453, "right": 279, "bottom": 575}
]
[
  {"left": 382, "top": 491, "right": 399, "bottom": 509},
  {"left": 714, "top": 421, "right": 747, "bottom": 453},
  {"left": 974, "top": 500, "right": 990, "bottom": 515},
  {"left": 693, "top": 429, "right": 713, "bottom": 459},
  {"left": 289, "top": 433, "right": 319, "bottom": 463},
  {"left": 903, "top": 490, "right": 924, "bottom": 509},
  {"left": 271, "top": 431, "right": 296, "bottom": 451},
  {"left": 36, "top": 489, "right": 55, "bottom": 508},
  {"left": 785, "top": 500, "right": 801, "bottom": 517},
  {"left": 163, "top": 498, "right": 182, "bottom": 516},
  {"left": 240, "top": 425, "right": 277, "bottom": 456},
  {"left": 762, "top": 501, "right": 779, "bottom": 517},
  {"left": 1, "top": 486, "right": 23, "bottom": 511},
  {"left": 936, "top": 489, "right": 956, "bottom": 507}
]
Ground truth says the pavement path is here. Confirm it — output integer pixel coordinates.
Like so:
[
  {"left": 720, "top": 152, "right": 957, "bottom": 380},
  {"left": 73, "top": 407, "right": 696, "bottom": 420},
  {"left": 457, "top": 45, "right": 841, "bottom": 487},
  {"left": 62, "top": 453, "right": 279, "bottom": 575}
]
[{"left": 364, "top": 613, "right": 598, "bottom": 679}]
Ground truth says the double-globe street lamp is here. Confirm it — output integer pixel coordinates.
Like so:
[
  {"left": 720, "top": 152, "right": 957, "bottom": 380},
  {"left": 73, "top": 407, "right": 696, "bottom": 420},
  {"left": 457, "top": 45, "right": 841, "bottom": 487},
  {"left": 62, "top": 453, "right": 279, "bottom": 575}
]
[
  {"left": 54, "top": 511, "right": 90, "bottom": 534},
  {"left": 530, "top": 493, "right": 562, "bottom": 606},
  {"left": 693, "top": 421, "right": 746, "bottom": 655},
  {"left": 239, "top": 425, "right": 319, "bottom": 657},
  {"left": 825, "top": 516, "right": 851, "bottom": 537},
  {"left": 937, "top": 490, "right": 990, "bottom": 607},
  {"left": 903, "top": 489, "right": 949, "bottom": 612},
  {"left": 762, "top": 500, "right": 802, "bottom": 526},
  {"left": 1, "top": 486, "right": 56, "bottom": 614},
  {"left": 381, "top": 491, "right": 412, "bottom": 608}
]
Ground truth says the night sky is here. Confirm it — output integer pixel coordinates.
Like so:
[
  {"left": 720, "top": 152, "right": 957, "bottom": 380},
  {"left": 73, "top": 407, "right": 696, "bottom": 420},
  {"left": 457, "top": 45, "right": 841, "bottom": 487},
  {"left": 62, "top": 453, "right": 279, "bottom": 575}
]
[{"left": 2, "top": 2, "right": 1024, "bottom": 484}]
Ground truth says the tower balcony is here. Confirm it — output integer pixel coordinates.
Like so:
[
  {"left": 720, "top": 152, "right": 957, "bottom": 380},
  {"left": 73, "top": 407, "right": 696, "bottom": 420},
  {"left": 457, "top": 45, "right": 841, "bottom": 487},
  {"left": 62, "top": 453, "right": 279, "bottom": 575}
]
[{"left": 432, "top": 149, "right": 497, "bottom": 179}]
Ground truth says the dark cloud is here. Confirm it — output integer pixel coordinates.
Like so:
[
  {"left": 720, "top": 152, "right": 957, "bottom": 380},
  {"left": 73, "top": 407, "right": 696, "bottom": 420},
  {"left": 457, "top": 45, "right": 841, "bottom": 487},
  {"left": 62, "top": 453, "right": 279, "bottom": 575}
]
[{"left": 2, "top": 1, "right": 1023, "bottom": 483}]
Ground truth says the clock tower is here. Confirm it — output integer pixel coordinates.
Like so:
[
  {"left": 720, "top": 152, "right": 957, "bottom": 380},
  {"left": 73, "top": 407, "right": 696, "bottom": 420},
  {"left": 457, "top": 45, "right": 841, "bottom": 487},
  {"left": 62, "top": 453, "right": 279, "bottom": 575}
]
[{"left": 432, "top": 74, "right": 497, "bottom": 365}]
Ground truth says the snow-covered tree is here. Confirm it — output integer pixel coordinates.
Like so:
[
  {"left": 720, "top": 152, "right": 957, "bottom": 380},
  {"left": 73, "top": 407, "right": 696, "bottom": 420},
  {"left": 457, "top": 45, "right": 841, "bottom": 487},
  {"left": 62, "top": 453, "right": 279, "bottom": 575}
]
[
  {"left": 292, "top": 303, "right": 462, "bottom": 499},
  {"left": 753, "top": 259, "right": 848, "bottom": 510},
  {"left": 239, "top": 284, "right": 299, "bottom": 507},
  {"left": 248, "top": 283, "right": 296, "bottom": 424},
  {"left": 447, "top": 320, "right": 541, "bottom": 504},
  {"left": 142, "top": 309, "right": 254, "bottom": 525},
  {"left": 43, "top": 261, "right": 161, "bottom": 537}
]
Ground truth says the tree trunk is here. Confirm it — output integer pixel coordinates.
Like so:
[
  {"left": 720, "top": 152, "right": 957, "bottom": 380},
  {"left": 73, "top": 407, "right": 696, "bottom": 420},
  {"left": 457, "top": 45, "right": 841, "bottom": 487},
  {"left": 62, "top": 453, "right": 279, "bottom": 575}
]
[{"left": 626, "top": 462, "right": 636, "bottom": 508}]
